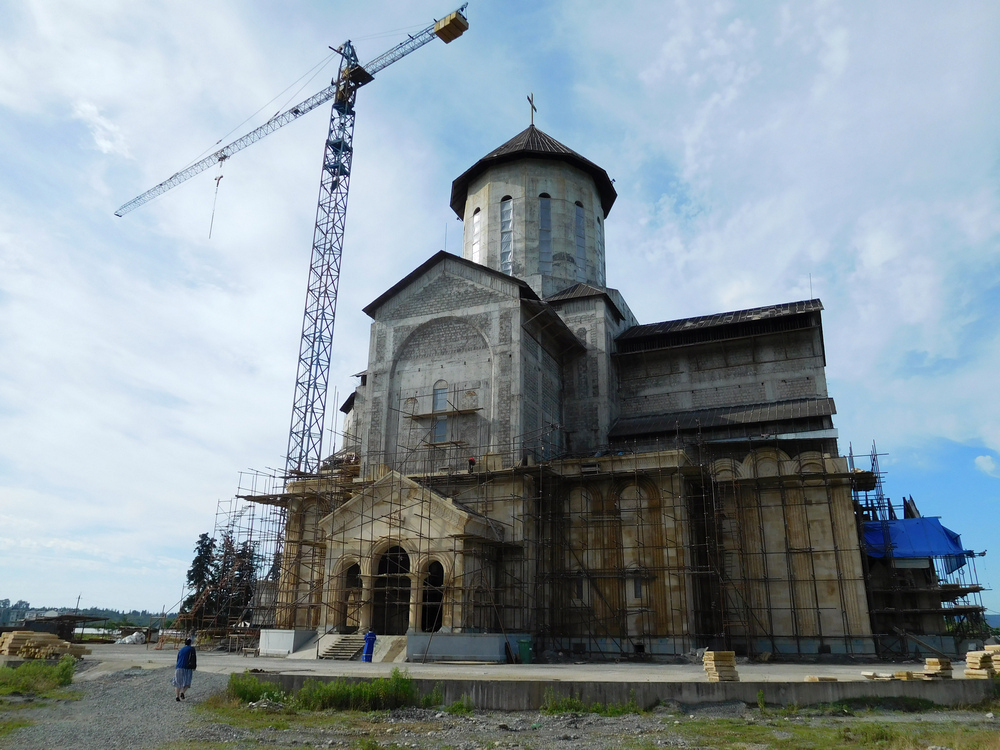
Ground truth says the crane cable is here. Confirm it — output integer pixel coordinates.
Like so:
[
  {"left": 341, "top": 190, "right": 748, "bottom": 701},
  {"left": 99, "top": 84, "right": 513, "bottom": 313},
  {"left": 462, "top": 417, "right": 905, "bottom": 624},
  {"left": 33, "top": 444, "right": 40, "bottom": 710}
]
[
  {"left": 182, "top": 52, "right": 339, "bottom": 171},
  {"left": 208, "top": 166, "right": 224, "bottom": 239}
]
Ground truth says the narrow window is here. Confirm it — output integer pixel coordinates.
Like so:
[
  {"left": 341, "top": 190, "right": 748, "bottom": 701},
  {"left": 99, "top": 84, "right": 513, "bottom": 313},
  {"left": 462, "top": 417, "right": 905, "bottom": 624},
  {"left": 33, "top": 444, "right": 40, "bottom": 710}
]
[
  {"left": 431, "top": 417, "right": 447, "bottom": 443},
  {"left": 471, "top": 208, "right": 482, "bottom": 264},
  {"left": 432, "top": 381, "right": 448, "bottom": 412},
  {"left": 538, "top": 194, "right": 551, "bottom": 274},
  {"left": 431, "top": 381, "right": 447, "bottom": 442},
  {"left": 633, "top": 576, "right": 642, "bottom": 599},
  {"left": 575, "top": 576, "right": 584, "bottom": 601},
  {"left": 574, "top": 202, "right": 586, "bottom": 282},
  {"left": 596, "top": 216, "right": 605, "bottom": 286},
  {"left": 500, "top": 196, "right": 513, "bottom": 275}
]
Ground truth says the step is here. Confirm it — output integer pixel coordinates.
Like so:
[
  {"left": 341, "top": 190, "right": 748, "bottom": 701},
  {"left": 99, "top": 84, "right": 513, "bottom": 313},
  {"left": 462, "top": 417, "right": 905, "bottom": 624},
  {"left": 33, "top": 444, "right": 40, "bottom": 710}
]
[{"left": 319, "top": 635, "right": 366, "bottom": 660}]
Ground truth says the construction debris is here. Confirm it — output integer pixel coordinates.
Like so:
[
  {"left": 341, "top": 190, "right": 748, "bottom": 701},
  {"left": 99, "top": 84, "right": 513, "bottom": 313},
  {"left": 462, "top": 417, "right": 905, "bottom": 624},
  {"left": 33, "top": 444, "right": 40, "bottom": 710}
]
[
  {"left": 0, "top": 631, "right": 91, "bottom": 659},
  {"left": 703, "top": 650, "right": 740, "bottom": 682},
  {"left": 805, "top": 675, "right": 838, "bottom": 682},
  {"left": 862, "top": 671, "right": 897, "bottom": 681}
]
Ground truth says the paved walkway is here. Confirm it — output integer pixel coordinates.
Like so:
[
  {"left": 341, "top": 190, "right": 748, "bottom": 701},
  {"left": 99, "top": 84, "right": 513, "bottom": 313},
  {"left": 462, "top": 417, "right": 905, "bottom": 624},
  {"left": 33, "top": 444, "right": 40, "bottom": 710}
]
[{"left": 78, "top": 643, "right": 942, "bottom": 684}]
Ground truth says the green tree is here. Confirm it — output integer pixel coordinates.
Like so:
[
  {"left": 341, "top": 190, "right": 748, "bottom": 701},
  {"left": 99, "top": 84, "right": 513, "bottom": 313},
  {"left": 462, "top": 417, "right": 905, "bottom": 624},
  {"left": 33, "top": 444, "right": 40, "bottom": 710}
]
[{"left": 182, "top": 533, "right": 217, "bottom": 627}]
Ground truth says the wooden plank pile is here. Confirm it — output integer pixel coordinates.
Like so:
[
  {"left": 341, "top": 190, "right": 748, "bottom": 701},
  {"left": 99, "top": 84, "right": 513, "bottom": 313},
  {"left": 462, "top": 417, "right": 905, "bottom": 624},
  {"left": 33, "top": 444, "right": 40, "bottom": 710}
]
[
  {"left": 703, "top": 650, "right": 740, "bottom": 682},
  {"left": 920, "top": 658, "right": 953, "bottom": 680},
  {"left": 805, "top": 675, "right": 838, "bottom": 682},
  {"left": 0, "top": 631, "right": 91, "bottom": 659},
  {"left": 963, "top": 650, "right": 995, "bottom": 679}
]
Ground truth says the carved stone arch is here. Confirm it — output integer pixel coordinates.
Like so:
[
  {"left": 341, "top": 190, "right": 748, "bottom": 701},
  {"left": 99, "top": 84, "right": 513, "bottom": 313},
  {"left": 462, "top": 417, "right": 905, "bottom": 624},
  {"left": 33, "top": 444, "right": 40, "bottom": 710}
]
[
  {"left": 564, "top": 485, "right": 589, "bottom": 516},
  {"left": 711, "top": 458, "right": 740, "bottom": 482},
  {"left": 794, "top": 450, "right": 826, "bottom": 474},
  {"left": 741, "top": 447, "right": 792, "bottom": 478},
  {"left": 371, "top": 543, "right": 413, "bottom": 636},
  {"left": 610, "top": 476, "right": 661, "bottom": 513},
  {"left": 419, "top": 557, "right": 447, "bottom": 633},
  {"left": 389, "top": 316, "right": 492, "bottom": 379},
  {"left": 329, "top": 556, "right": 363, "bottom": 633}
]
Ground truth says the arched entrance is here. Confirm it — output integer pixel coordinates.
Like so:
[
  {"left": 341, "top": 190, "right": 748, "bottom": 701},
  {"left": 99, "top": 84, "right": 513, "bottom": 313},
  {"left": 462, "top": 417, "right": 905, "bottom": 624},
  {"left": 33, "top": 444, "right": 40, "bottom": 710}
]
[
  {"left": 373, "top": 546, "right": 411, "bottom": 635},
  {"left": 421, "top": 560, "right": 444, "bottom": 632},
  {"left": 342, "top": 563, "right": 362, "bottom": 633}
]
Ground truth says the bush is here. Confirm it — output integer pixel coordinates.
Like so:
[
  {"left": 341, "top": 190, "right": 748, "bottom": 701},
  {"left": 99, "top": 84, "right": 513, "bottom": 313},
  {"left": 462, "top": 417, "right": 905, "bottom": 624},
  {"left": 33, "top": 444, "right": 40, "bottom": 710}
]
[
  {"left": 445, "top": 694, "right": 474, "bottom": 715},
  {"left": 295, "top": 668, "right": 416, "bottom": 711},
  {"left": 0, "top": 655, "right": 76, "bottom": 695}
]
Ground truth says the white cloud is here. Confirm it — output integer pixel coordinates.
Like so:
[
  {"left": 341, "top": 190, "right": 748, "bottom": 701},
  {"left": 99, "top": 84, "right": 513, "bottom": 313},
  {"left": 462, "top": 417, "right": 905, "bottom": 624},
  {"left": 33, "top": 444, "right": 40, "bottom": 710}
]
[
  {"left": 72, "top": 101, "right": 130, "bottom": 156},
  {"left": 975, "top": 455, "right": 999, "bottom": 478}
]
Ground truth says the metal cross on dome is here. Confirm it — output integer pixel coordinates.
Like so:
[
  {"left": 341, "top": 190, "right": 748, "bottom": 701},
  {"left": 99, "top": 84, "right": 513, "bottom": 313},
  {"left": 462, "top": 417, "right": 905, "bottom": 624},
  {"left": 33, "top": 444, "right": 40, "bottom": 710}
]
[{"left": 527, "top": 92, "right": 537, "bottom": 125}]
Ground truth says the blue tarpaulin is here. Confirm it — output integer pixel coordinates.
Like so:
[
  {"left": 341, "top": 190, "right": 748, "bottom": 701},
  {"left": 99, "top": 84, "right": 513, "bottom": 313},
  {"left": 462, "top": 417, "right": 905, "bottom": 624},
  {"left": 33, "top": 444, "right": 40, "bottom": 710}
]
[{"left": 863, "top": 517, "right": 972, "bottom": 574}]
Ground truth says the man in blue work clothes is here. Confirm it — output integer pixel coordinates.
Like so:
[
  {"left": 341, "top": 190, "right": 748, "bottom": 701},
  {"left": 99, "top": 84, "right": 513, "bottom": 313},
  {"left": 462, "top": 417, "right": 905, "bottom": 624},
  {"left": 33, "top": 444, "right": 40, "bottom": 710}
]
[{"left": 362, "top": 628, "right": 377, "bottom": 662}]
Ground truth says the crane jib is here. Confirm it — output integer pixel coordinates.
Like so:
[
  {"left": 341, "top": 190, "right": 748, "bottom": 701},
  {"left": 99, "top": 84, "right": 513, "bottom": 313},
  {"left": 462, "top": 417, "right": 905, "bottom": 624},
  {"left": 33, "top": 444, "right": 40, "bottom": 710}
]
[{"left": 112, "top": 4, "right": 468, "bottom": 478}]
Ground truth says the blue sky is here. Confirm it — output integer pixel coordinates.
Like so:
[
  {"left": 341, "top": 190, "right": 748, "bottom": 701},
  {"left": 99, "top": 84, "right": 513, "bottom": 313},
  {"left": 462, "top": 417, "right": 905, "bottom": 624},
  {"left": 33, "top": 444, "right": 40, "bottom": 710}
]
[{"left": 1, "top": 1, "right": 999, "bottom": 618}]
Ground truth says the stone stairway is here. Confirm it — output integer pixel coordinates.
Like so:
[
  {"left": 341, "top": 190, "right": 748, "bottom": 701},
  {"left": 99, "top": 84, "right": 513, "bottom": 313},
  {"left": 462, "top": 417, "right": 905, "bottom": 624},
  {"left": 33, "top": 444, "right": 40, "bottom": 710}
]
[{"left": 319, "top": 634, "right": 366, "bottom": 660}]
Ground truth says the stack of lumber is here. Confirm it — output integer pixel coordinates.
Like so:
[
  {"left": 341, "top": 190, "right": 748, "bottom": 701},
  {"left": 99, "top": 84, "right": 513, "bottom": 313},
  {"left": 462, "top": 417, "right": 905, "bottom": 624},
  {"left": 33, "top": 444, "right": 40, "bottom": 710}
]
[
  {"left": 921, "top": 658, "right": 952, "bottom": 680},
  {"left": 963, "top": 651, "right": 995, "bottom": 679},
  {"left": 892, "top": 670, "right": 917, "bottom": 681},
  {"left": 0, "top": 631, "right": 91, "bottom": 659},
  {"left": 805, "top": 675, "right": 838, "bottom": 682},
  {"left": 703, "top": 650, "right": 740, "bottom": 682}
]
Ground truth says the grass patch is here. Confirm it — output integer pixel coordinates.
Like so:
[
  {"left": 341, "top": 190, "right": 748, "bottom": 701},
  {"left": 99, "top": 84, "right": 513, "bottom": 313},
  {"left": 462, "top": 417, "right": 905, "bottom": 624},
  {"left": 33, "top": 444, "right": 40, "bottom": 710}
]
[
  {"left": 0, "top": 656, "right": 75, "bottom": 696},
  {"left": 444, "top": 694, "right": 474, "bottom": 715},
  {"left": 540, "top": 687, "right": 642, "bottom": 716},
  {"left": 834, "top": 696, "right": 937, "bottom": 713},
  {"left": 420, "top": 681, "right": 444, "bottom": 708},
  {"left": 295, "top": 668, "right": 415, "bottom": 711},
  {"left": 223, "top": 667, "right": 418, "bottom": 712},
  {"left": 668, "top": 716, "right": 1000, "bottom": 750},
  {"left": 0, "top": 718, "right": 33, "bottom": 737}
]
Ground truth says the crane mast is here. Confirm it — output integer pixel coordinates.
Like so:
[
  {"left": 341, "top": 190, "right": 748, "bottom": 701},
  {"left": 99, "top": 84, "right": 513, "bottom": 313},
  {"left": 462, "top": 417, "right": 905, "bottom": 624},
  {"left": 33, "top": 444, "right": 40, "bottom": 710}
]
[{"left": 115, "top": 7, "right": 469, "bottom": 478}]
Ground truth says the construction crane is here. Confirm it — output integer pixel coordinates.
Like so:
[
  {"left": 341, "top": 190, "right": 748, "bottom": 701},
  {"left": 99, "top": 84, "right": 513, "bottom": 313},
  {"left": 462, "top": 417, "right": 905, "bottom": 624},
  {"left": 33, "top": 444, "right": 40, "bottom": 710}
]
[{"left": 116, "top": 6, "right": 469, "bottom": 476}]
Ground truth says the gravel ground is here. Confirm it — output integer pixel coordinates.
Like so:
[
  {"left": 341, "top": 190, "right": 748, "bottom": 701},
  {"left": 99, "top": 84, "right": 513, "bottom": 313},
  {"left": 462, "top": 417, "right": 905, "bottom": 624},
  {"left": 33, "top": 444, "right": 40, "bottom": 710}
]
[
  {"left": 3, "top": 662, "right": 997, "bottom": 750},
  {"left": 1, "top": 664, "right": 231, "bottom": 750}
]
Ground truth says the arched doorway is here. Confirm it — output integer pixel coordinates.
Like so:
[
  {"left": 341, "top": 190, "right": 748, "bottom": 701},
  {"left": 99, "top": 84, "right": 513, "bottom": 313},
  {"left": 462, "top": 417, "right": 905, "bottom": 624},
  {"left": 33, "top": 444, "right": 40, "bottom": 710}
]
[
  {"left": 373, "top": 546, "right": 411, "bottom": 635},
  {"left": 342, "top": 563, "right": 362, "bottom": 633},
  {"left": 421, "top": 560, "right": 444, "bottom": 632}
]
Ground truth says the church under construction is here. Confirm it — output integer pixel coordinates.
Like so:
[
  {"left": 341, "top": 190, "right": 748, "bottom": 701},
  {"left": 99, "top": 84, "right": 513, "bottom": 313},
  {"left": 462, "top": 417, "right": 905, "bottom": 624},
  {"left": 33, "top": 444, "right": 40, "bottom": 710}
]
[{"left": 227, "top": 125, "right": 987, "bottom": 661}]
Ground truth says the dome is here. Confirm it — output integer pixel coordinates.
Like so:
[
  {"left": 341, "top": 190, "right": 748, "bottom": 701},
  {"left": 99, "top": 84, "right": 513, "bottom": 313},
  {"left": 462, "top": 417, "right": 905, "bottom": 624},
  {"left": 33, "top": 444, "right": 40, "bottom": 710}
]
[{"left": 450, "top": 125, "right": 617, "bottom": 218}]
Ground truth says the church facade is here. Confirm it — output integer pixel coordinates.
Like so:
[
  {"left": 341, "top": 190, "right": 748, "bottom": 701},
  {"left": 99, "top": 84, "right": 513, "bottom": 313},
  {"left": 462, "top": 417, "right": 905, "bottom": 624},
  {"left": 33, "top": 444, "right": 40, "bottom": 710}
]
[{"left": 276, "top": 125, "right": 881, "bottom": 658}]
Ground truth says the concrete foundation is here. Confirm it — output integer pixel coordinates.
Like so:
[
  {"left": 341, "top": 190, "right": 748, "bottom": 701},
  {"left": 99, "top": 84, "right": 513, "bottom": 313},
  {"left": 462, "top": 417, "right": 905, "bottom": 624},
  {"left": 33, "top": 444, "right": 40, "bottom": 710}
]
[
  {"left": 259, "top": 628, "right": 316, "bottom": 657},
  {"left": 263, "top": 672, "right": 994, "bottom": 710},
  {"left": 407, "top": 632, "right": 531, "bottom": 663}
]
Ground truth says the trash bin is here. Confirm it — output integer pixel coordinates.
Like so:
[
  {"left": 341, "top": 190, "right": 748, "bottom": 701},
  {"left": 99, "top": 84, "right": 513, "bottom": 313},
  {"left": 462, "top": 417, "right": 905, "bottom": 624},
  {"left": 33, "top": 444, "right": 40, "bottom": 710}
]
[{"left": 517, "top": 639, "right": 532, "bottom": 664}]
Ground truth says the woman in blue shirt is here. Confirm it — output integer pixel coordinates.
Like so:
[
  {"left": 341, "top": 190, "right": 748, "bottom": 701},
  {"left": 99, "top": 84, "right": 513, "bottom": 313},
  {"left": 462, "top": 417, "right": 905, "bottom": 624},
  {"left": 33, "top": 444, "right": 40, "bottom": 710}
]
[{"left": 172, "top": 638, "right": 197, "bottom": 701}]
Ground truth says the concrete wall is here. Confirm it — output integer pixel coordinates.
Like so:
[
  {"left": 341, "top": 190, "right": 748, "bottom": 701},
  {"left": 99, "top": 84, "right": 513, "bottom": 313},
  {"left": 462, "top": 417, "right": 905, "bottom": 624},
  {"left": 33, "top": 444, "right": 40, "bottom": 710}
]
[
  {"left": 617, "top": 327, "right": 828, "bottom": 418},
  {"left": 262, "top": 672, "right": 994, "bottom": 710}
]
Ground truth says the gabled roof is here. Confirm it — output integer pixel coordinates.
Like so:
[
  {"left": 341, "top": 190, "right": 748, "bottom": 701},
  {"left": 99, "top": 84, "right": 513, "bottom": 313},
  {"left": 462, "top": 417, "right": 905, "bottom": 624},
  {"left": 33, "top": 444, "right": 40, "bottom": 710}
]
[
  {"left": 544, "top": 282, "right": 625, "bottom": 322},
  {"left": 450, "top": 125, "right": 617, "bottom": 218},
  {"left": 362, "top": 251, "right": 539, "bottom": 319}
]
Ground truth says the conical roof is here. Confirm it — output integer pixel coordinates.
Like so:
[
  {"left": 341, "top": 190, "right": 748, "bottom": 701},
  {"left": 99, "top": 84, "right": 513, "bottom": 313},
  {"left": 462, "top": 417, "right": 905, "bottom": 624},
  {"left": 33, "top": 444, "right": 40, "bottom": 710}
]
[{"left": 450, "top": 125, "right": 617, "bottom": 218}]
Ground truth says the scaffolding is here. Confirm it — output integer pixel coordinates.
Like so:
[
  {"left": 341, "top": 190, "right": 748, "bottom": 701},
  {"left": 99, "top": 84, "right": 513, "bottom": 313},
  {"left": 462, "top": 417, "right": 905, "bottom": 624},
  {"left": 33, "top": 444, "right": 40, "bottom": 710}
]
[
  {"left": 190, "top": 379, "right": 925, "bottom": 660},
  {"left": 850, "top": 442, "right": 989, "bottom": 658}
]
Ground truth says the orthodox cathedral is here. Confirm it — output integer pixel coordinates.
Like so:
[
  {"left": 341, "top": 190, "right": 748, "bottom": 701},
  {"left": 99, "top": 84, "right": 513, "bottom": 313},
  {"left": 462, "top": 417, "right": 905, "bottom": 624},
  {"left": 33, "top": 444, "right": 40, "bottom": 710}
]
[{"left": 265, "top": 125, "right": 984, "bottom": 660}]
